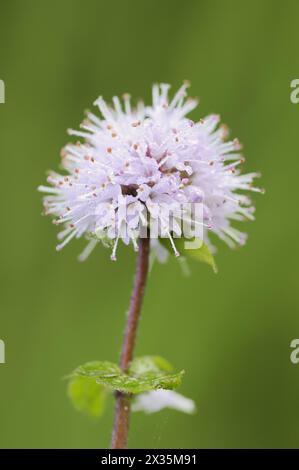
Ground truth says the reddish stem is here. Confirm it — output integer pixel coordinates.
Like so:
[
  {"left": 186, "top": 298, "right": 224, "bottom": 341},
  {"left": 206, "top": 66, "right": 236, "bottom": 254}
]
[{"left": 110, "top": 237, "right": 150, "bottom": 449}]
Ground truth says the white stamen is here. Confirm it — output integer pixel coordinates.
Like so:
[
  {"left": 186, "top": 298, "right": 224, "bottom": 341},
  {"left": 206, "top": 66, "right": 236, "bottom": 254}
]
[
  {"left": 78, "top": 239, "right": 98, "bottom": 262},
  {"left": 111, "top": 236, "right": 120, "bottom": 261},
  {"left": 166, "top": 231, "right": 180, "bottom": 257},
  {"left": 56, "top": 229, "right": 78, "bottom": 251}
]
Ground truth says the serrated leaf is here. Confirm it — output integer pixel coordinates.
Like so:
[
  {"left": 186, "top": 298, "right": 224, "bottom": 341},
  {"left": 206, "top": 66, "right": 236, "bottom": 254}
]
[
  {"left": 95, "top": 370, "right": 184, "bottom": 394},
  {"left": 68, "top": 375, "right": 107, "bottom": 418},
  {"left": 70, "top": 356, "right": 184, "bottom": 395},
  {"left": 74, "top": 361, "right": 121, "bottom": 379},
  {"left": 86, "top": 231, "right": 114, "bottom": 248},
  {"left": 126, "top": 356, "right": 184, "bottom": 394},
  {"left": 129, "top": 355, "right": 173, "bottom": 375},
  {"left": 181, "top": 239, "right": 217, "bottom": 273},
  {"left": 160, "top": 237, "right": 217, "bottom": 273}
]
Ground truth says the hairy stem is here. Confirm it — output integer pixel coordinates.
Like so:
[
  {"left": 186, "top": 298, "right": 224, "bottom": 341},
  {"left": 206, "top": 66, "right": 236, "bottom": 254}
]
[{"left": 110, "top": 237, "right": 150, "bottom": 449}]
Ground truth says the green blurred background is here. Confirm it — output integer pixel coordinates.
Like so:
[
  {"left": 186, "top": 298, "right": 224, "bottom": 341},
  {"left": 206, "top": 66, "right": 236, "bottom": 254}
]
[{"left": 0, "top": 0, "right": 298, "bottom": 449}]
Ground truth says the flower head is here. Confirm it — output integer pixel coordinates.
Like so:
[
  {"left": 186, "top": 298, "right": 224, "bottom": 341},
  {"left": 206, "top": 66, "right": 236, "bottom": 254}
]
[{"left": 39, "top": 82, "right": 261, "bottom": 261}]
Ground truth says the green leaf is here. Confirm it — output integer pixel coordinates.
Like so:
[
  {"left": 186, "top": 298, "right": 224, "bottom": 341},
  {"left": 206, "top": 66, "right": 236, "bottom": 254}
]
[
  {"left": 129, "top": 355, "right": 173, "bottom": 375},
  {"left": 69, "top": 356, "right": 184, "bottom": 395},
  {"left": 68, "top": 375, "right": 107, "bottom": 418},
  {"left": 74, "top": 361, "right": 121, "bottom": 378},
  {"left": 86, "top": 231, "right": 114, "bottom": 248},
  {"left": 97, "top": 371, "right": 184, "bottom": 394},
  {"left": 127, "top": 356, "right": 183, "bottom": 394},
  {"left": 161, "top": 237, "right": 217, "bottom": 273},
  {"left": 181, "top": 239, "right": 218, "bottom": 273}
]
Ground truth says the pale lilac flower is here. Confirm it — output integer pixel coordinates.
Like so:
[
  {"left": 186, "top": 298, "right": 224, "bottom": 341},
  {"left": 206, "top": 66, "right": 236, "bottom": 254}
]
[
  {"left": 132, "top": 390, "right": 196, "bottom": 415},
  {"left": 39, "top": 82, "right": 261, "bottom": 261}
]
